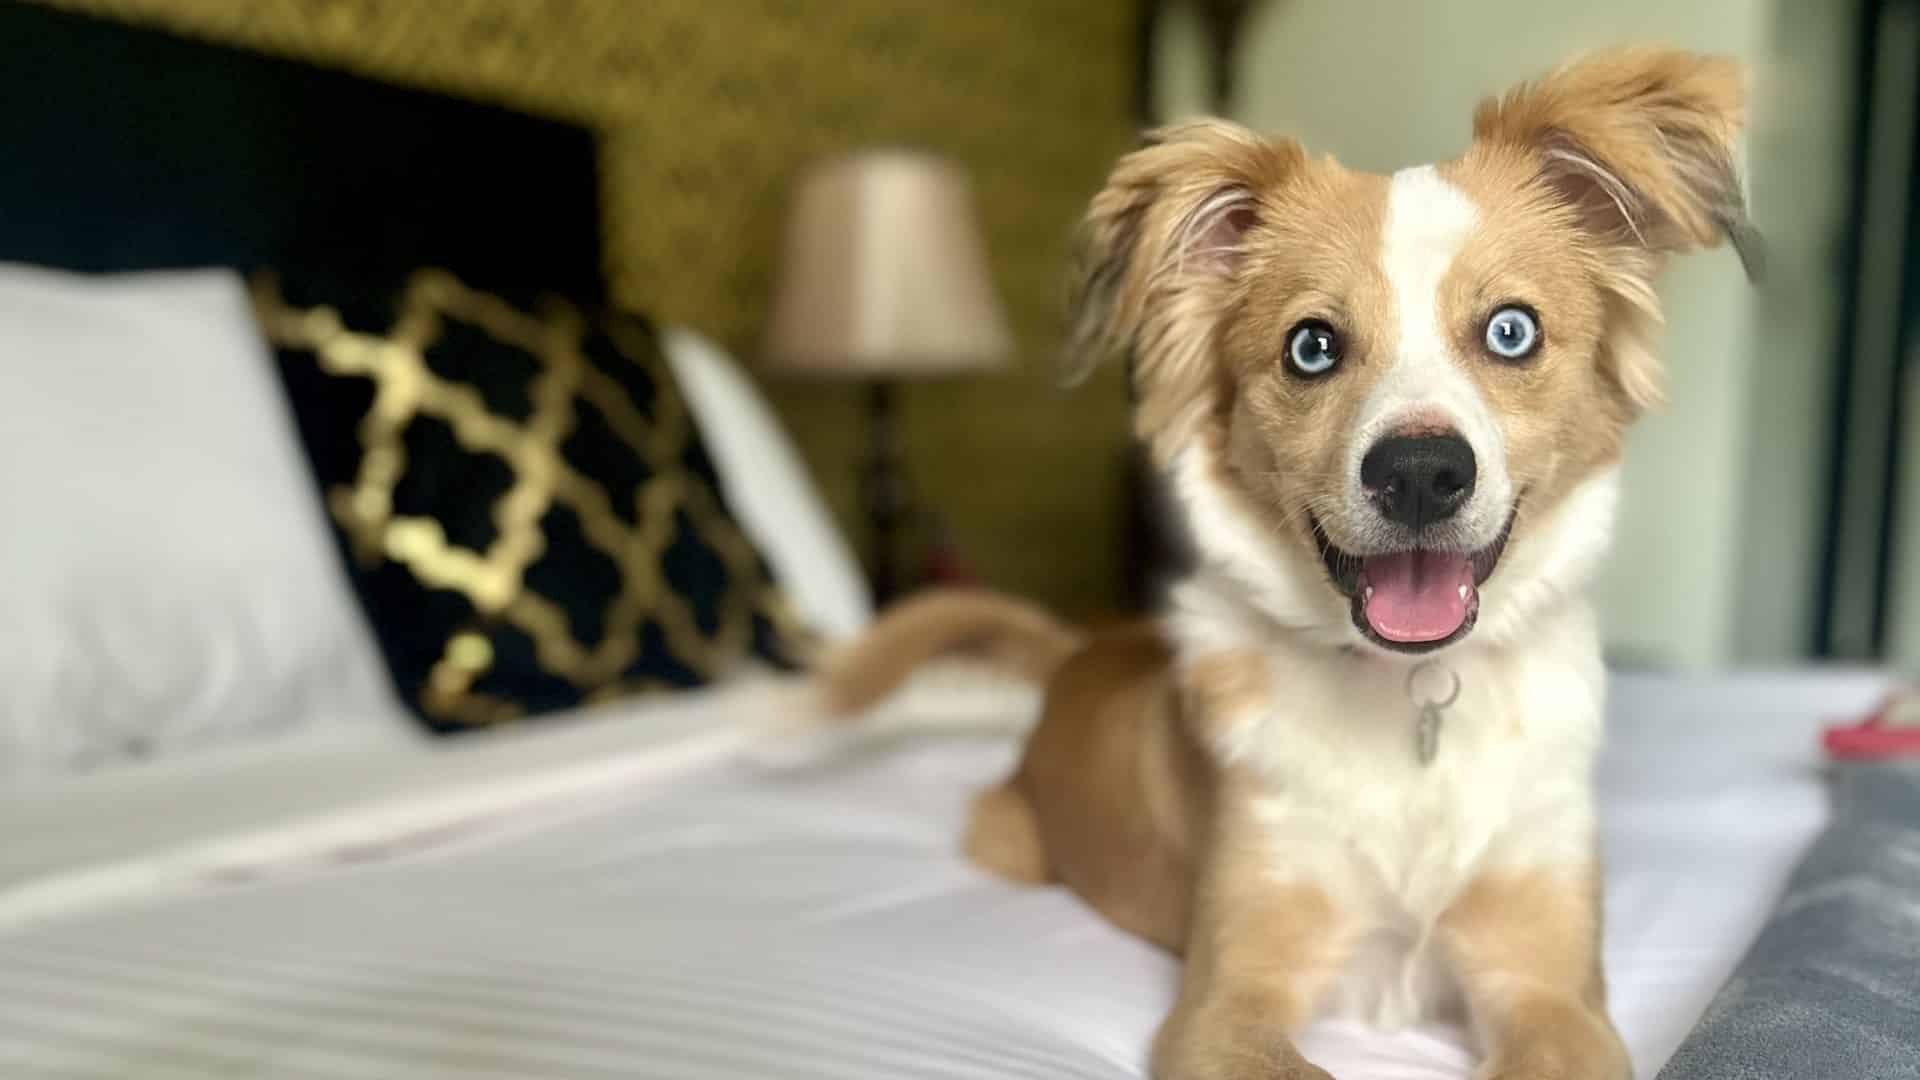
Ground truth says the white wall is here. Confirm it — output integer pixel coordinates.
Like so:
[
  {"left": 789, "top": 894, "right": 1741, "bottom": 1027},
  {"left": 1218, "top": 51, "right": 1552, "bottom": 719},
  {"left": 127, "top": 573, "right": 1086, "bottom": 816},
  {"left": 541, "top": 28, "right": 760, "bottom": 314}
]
[
  {"left": 1152, "top": 0, "right": 1854, "bottom": 667},
  {"left": 1734, "top": 0, "right": 1862, "bottom": 663}
]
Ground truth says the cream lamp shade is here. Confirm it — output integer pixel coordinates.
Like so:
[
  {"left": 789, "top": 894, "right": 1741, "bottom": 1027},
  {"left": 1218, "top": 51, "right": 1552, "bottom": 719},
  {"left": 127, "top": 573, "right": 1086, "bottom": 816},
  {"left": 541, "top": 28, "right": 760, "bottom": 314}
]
[{"left": 762, "top": 150, "right": 1013, "bottom": 377}]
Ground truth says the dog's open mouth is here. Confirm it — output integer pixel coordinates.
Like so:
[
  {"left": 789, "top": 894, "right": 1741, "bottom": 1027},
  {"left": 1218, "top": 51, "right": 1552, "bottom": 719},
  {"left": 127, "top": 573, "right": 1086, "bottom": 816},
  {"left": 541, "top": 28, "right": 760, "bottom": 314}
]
[{"left": 1310, "top": 509, "right": 1516, "bottom": 654}]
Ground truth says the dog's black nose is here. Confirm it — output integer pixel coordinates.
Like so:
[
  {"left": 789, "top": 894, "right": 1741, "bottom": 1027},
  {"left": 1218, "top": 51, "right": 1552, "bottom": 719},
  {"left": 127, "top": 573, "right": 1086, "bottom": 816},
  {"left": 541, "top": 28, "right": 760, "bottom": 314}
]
[{"left": 1361, "top": 433, "right": 1476, "bottom": 529}]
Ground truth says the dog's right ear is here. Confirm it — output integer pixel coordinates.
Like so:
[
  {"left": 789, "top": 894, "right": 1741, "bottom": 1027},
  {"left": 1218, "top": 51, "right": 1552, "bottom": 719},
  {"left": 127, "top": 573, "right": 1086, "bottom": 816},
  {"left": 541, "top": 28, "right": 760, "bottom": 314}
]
[{"left": 1064, "top": 120, "right": 1301, "bottom": 445}]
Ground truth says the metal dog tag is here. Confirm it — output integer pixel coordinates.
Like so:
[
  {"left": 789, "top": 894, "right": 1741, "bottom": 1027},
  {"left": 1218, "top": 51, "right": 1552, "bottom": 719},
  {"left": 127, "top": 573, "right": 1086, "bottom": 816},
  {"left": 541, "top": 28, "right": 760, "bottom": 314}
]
[
  {"left": 1416, "top": 703, "right": 1443, "bottom": 765},
  {"left": 1406, "top": 661, "right": 1461, "bottom": 766}
]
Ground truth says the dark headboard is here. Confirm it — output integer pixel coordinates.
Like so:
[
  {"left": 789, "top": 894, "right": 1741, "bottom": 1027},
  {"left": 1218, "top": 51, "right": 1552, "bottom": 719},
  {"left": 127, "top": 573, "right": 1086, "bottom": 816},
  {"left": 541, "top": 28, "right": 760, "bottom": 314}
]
[{"left": 0, "top": 2, "right": 603, "bottom": 298}]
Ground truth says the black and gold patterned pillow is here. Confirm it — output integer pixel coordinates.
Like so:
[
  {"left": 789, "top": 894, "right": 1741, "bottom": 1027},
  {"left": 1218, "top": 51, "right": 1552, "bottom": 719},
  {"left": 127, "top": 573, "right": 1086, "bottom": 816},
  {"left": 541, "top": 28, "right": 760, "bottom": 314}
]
[{"left": 253, "top": 268, "right": 805, "bottom": 733}]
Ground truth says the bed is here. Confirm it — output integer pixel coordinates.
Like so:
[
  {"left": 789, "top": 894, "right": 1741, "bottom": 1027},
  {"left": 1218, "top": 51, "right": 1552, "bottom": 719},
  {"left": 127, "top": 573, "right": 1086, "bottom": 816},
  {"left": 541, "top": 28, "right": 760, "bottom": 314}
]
[
  {"left": 0, "top": 668, "right": 1890, "bottom": 1078},
  {"left": 0, "top": 6, "right": 1909, "bottom": 1079}
]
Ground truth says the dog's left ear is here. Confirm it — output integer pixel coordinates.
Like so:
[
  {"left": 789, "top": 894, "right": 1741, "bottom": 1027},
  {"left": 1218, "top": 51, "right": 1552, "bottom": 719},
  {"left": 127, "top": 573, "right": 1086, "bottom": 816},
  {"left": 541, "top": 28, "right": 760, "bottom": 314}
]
[{"left": 1474, "top": 46, "right": 1762, "bottom": 281}]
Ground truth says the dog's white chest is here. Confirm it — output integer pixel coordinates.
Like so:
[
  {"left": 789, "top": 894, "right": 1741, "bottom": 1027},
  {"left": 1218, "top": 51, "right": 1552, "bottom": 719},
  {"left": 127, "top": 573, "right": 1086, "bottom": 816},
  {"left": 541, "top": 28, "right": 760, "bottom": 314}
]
[
  {"left": 1310, "top": 719, "right": 1530, "bottom": 1026},
  {"left": 1192, "top": 614, "right": 1604, "bottom": 1029},
  {"left": 1241, "top": 689, "right": 1542, "bottom": 1026}
]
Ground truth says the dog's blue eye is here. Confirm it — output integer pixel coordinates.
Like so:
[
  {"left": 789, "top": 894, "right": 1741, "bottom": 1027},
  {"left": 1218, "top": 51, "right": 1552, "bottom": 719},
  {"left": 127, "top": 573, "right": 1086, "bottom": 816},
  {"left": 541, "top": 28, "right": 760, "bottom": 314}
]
[
  {"left": 1287, "top": 320, "right": 1341, "bottom": 377},
  {"left": 1484, "top": 306, "right": 1540, "bottom": 360}
]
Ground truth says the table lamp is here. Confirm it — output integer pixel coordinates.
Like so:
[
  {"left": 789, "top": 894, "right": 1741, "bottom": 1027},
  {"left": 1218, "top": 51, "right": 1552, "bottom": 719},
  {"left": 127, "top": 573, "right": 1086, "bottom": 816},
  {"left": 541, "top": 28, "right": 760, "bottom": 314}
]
[{"left": 763, "top": 149, "right": 1012, "bottom": 604}]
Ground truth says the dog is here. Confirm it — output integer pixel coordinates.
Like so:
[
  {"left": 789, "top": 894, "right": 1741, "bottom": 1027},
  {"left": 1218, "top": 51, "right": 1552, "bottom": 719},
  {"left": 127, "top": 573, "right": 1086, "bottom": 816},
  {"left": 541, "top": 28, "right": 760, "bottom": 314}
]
[{"left": 817, "top": 46, "right": 1758, "bottom": 1080}]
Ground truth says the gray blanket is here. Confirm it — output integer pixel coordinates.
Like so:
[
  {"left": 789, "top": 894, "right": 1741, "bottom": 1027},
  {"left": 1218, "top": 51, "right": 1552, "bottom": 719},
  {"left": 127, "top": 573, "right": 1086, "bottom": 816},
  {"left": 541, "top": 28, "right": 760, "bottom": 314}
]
[{"left": 1658, "top": 762, "right": 1920, "bottom": 1079}]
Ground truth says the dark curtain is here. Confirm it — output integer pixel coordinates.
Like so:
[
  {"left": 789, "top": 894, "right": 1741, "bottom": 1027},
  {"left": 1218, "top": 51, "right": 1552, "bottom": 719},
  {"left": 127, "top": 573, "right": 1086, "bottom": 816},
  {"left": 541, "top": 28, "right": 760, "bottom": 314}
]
[{"left": 1816, "top": 0, "right": 1920, "bottom": 659}]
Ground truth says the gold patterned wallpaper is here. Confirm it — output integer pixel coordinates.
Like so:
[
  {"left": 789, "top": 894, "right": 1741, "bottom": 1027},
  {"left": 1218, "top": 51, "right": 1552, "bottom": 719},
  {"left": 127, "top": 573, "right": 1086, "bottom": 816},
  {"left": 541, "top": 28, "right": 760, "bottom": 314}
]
[{"left": 38, "top": 0, "right": 1138, "bottom": 614}]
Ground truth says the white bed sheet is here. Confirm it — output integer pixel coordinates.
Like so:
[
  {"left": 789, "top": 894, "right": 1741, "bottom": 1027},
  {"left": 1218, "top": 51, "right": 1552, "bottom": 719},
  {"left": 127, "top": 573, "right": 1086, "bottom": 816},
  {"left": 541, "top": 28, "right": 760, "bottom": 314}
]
[
  {"left": 0, "top": 668, "right": 1887, "bottom": 1079},
  {"left": 0, "top": 671, "right": 821, "bottom": 926}
]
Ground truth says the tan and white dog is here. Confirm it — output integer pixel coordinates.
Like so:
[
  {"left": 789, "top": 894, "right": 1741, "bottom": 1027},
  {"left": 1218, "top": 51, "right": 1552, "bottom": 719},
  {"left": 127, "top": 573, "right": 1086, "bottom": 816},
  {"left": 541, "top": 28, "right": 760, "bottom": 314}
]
[{"left": 820, "top": 46, "right": 1758, "bottom": 1080}]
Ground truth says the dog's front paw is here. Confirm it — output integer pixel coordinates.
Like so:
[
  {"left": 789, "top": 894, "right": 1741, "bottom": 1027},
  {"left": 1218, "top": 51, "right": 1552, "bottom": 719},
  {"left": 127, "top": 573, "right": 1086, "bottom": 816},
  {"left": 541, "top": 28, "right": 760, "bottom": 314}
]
[
  {"left": 1151, "top": 998, "right": 1335, "bottom": 1080},
  {"left": 1478, "top": 1055, "right": 1629, "bottom": 1080},
  {"left": 1476, "top": 1011, "right": 1630, "bottom": 1080}
]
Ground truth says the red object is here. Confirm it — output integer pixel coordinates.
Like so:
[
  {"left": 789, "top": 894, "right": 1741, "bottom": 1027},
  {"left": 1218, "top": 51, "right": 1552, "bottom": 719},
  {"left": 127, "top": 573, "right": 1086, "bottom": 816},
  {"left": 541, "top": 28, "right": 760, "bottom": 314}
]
[
  {"left": 1823, "top": 691, "right": 1920, "bottom": 760},
  {"left": 923, "top": 537, "right": 979, "bottom": 586},
  {"left": 918, "top": 512, "right": 980, "bottom": 587}
]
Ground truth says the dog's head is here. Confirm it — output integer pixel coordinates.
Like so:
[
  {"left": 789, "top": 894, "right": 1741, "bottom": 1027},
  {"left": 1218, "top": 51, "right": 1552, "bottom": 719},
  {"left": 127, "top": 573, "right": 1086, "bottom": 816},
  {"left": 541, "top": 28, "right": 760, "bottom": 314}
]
[{"left": 1069, "top": 46, "right": 1756, "bottom": 656}]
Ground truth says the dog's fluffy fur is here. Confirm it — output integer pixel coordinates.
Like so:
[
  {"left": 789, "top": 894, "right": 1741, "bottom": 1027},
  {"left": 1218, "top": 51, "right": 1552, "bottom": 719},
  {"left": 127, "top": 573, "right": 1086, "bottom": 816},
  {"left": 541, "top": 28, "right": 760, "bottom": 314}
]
[{"left": 818, "top": 47, "right": 1753, "bottom": 1080}]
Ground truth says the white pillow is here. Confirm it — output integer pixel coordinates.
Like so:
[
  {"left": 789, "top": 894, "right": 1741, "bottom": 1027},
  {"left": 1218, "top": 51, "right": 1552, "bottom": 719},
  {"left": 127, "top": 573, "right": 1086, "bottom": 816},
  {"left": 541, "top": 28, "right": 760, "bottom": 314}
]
[
  {"left": 660, "top": 328, "right": 872, "bottom": 640},
  {"left": 0, "top": 265, "right": 399, "bottom": 783}
]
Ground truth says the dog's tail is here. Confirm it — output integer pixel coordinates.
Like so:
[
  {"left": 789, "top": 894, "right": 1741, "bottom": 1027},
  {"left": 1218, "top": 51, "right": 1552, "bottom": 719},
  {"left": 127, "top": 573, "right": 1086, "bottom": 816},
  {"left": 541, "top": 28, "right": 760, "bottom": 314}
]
[{"left": 816, "top": 588, "right": 1084, "bottom": 716}]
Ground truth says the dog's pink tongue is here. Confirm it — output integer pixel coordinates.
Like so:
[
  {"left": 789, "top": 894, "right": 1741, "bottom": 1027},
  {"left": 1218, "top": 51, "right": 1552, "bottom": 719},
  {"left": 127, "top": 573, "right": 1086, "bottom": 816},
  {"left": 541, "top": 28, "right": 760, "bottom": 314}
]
[{"left": 1362, "top": 550, "right": 1473, "bottom": 643}]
